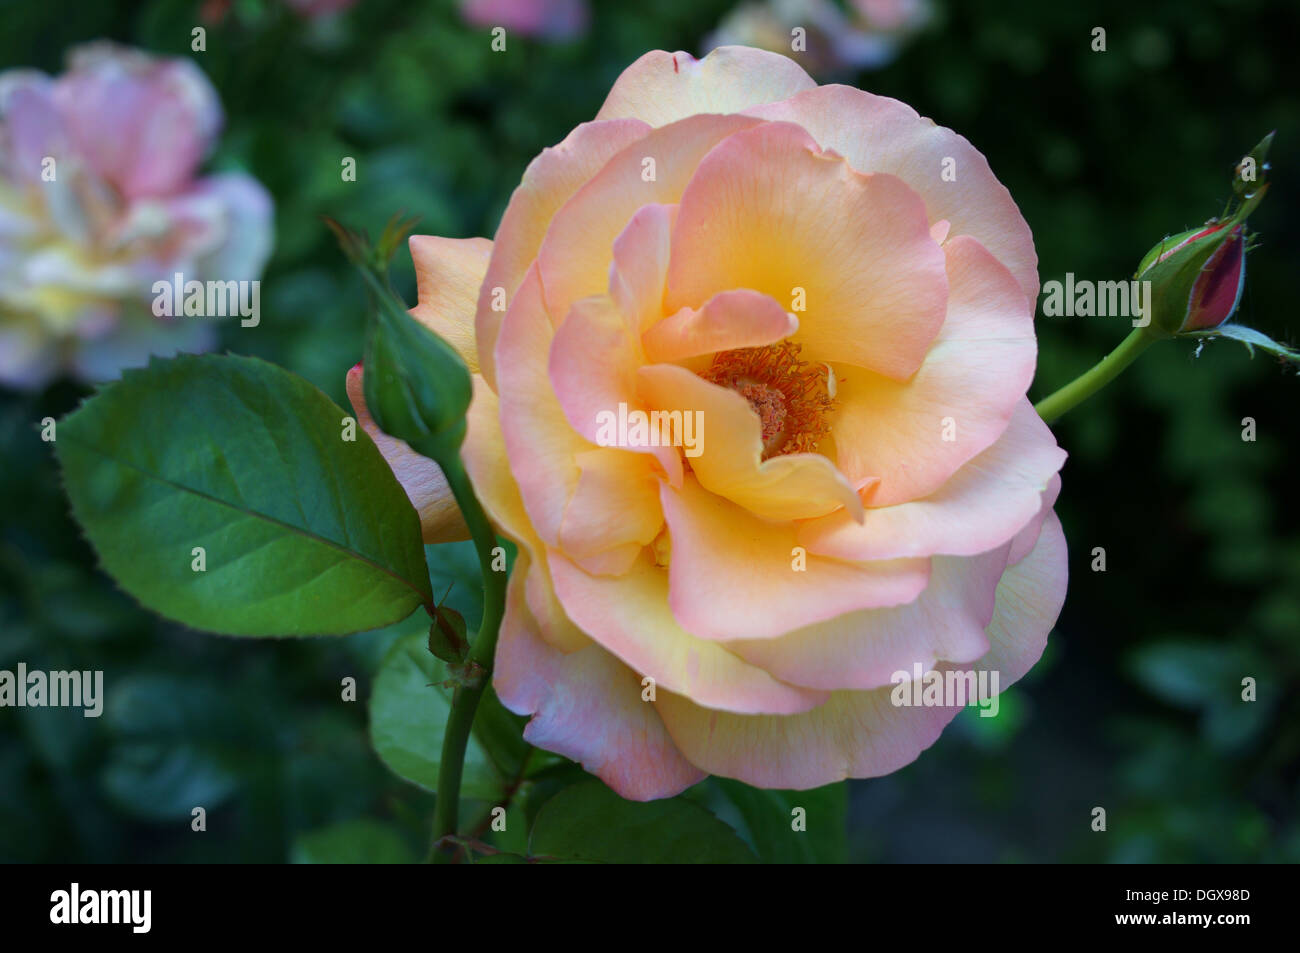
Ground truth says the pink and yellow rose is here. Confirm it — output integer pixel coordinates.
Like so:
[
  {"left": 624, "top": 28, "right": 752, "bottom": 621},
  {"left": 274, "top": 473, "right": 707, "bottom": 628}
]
[
  {"left": 0, "top": 42, "right": 271, "bottom": 390},
  {"left": 351, "top": 46, "right": 1067, "bottom": 798}
]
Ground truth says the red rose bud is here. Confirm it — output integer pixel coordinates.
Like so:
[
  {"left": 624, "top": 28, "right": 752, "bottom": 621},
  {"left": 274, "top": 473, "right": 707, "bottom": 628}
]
[
  {"left": 1136, "top": 222, "right": 1246, "bottom": 334},
  {"left": 1129, "top": 132, "right": 1298, "bottom": 368},
  {"left": 1184, "top": 225, "right": 1245, "bottom": 331},
  {"left": 1135, "top": 132, "right": 1273, "bottom": 338}
]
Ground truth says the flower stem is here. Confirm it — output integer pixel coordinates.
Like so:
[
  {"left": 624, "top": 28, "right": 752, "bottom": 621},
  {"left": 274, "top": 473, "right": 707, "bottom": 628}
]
[
  {"left": 1033, "top": 327, "right": 1160, "bottom": 424},
  {"left": 428, "top": 452, "right": 507, "bottom": 863}
]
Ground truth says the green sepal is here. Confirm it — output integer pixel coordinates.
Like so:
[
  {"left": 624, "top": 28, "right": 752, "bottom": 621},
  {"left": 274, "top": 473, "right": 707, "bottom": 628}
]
[{"left": 427, "top": 605, "right": 469, "bottom": 664}]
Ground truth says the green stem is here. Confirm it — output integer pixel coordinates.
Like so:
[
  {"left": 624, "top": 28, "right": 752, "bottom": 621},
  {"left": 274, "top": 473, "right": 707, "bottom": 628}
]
[
  {"left": 1034, "top": 327, "right": 1161, "bottom": 424},
  {"left": 428, "top": 453, "right": 508, "bottom": 864}
]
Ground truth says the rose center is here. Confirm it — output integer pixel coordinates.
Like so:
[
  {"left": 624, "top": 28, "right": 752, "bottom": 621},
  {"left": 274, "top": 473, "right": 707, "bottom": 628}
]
[
  {"left": 733, "top": 378, "right": 788, "bottom": 452},
  {"left": 702, "top": 341, "right": 834, "bottom": 459}
]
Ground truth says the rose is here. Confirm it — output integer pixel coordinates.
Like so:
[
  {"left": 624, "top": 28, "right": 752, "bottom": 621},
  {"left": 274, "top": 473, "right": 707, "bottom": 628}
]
[
  {"left": 852, "top": 0, "right": 932, "bottom": 34},
  {"left": 705, "top": 0, "right": 931, "bottom": 78},
  {"left": 459, "top": 0, "right": 589, "bottom": 41},
  {"left": 350, "top": 46, "right": 1068, "bottom": 798},
  {"left": 1136, "top": 222, "right": 1247, "bottom": 335},
  {"left": 0, "top": 42, "right": 271, "bottom": 390}
]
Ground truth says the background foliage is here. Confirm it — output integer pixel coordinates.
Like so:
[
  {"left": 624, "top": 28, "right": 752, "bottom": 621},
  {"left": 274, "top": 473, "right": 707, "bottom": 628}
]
[{"left": 1, "top": 0, "right": 1297, "bottom": 862}]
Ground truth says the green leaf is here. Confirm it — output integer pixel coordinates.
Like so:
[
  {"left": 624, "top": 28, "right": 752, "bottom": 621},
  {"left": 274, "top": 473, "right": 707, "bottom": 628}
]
[
  {"left": 292, "top": 819, "right": 417, "bottom": 864},
  {"left": 528, "top": 780, "right": 757, "bottom": 863},
  {"left": 711, "top": 778, "right": 848, "bottom": 864},
  {"left": 369, "top": 627, "right": 503, "bottom": 799},
  {"left": 56, "top": 354, "right": 433, "bottom": 636},
  {"left": 517, "top": 761, "right": 593, "bottom": 830},
  {"left": 489, "top": 803, "right": 531, "bottom": 857}
]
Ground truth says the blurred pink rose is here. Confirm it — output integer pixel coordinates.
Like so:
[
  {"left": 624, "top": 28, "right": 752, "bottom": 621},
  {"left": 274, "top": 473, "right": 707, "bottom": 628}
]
[
  {"left": 351, "top": 46, "right": 1065, "bottom": 798},
  {"left": 852, "top": 0, "right": 931, "bottom": 32},
  {"left": 0, "top": 42, "right": 271, "bottom": 389},
  {"left": 705, "top": 0, "right": 931, "bottom": 78},
  {"left": 459, "top": 0, "right": 589, "bottom": 40}
]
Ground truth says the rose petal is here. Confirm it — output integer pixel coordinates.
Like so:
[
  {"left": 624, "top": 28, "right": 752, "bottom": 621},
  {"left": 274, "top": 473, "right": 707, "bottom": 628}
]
[
  {"left": 826, "top": 236, "right": 1036, "bottom": 504},
  {"left": 186, "top": 173, "right": 274, "bottom": 282},
  {"left": 654, "top": 680, "right": 960, "bottom": 791},
  {"left": 801, "top": 399, "right": 1065, "bottom": 560},
  {"left": 653, "top": 507, "right": 1067, "bottom": 788},
  {"left": 744, "top": 85, "right": 1039, "bottom": 302},
  {"left": 1007, "top": 473, "right": 1061, "bottom": 567},
  {"left": 595, "top": 46, "right": 817, "bottom": 127},
  {"left": 975, "top": 508, "right": 1068, "bottom": 686},
  {"left": 537, "top": 112, "right": 761, "bottom": 324},
  {"left": 659, "top": 475, "right": 928, "bottom": 642},
  {"left": 609, "top": 202, "right": 676, "bottom": 335},
  {"left": 729, "top": 544, "right": 1007, "bottom": 691},
  {"left": 409, "top": 235, "right": 492, "bottom": 372},
  {"left": 462, "top": 379, "right": 588, "bottom": 651},
  {"left": 0, "top": 73, "right": 66, "bottom": 185},
  {"left": 345, "top": 365, "right": 468, "bottom": 543},
  {"left": 642, "top": 288, "right": 799, "bottom": 364},
  {"left": 664, "top": 120, "right": 947, "bottom": 380},
  {"left": 56, "top": 45, "right": 221, "bottom": 200},
  {"left": 548, "top": 548, "right": 829, "bottom": 715},
  {"left": 494, "top": 264, "right": 591, "bottom": 547},
  {"left": 477, "top": 118, "right": 651, "bottom": 387},
  {"left": 548, "top": 293, "right": 641, "bottom": 439},
  {"left": 494, "top": 550, "right": 704, "bottom": 801},
  {"left": 549, "top": 289, "right": 684, "bottom": 487},
  {"left": 558, "top": 448, "right": 664, "bottom": 576},
  {"left": 499, "top": 264, "right": 667, "bottom": 571}
]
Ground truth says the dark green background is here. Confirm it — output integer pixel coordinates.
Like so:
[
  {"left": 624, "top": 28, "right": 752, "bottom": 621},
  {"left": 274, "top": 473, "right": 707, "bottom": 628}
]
[{"left": 2, "top": 0, "right": 1297, "bottom": 862}]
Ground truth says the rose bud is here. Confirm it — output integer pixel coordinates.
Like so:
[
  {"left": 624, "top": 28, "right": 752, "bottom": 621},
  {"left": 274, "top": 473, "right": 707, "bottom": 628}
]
[
  {"left": 1136, "top": 221, "right": 1247, "bottom": 335},
  {"left": 1136, "top": 131, "right": 1275, "bottom": 338},
  {"left": 1129, "top": 132, "right": 1298, "bottom": 367},
  {"left": 328, "top": 217, "right": 474, "bottom": 464}
]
